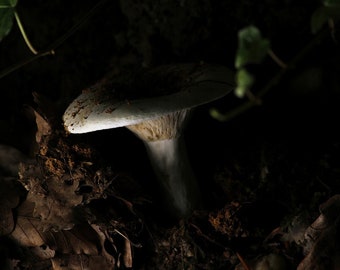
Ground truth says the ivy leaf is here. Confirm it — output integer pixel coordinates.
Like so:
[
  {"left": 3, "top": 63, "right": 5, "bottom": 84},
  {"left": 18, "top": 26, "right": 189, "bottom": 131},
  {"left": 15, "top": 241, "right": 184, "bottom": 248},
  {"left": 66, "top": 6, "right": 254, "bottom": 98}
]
[
  {"left": 235, "top": 25, "right": 270, "bottom": 69},
  {"left": 311, "top": 2, "right": 340, "bottom": 33},
  {"left": 324, "top": 0, "right": 340, "bottom": 7},
  {"left": 0, "top": 0, "right": 17, "bottom": 41},
  {"left": 0, "top": 0, "right": 17, "bottom": 8},
  {"left": 235, "top": 69, "right": 255, "bottom": 98}
]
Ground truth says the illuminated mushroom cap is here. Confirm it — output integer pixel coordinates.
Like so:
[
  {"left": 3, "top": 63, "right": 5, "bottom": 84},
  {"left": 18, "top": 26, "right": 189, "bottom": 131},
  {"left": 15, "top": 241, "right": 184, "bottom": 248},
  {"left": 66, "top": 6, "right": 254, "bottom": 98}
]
[{"left": 63, "top": 63, "right": 234, "bottom": 134}]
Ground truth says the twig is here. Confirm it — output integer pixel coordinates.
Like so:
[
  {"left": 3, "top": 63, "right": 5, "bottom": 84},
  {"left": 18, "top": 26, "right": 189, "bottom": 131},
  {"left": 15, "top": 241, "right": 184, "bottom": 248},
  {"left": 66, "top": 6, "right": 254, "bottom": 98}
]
[
  {"left": 113, "top": 229, "right": 142, "bottom": 248},
  {"left": 0, "top": 50, "right": 54, "bottom": 79},
  {"left": 267, "top": 49, "right": 288, "bottom": 69},
  {"left": 0, "top": 0, "right": 108, "bottom": 80},
  {"left": 236, "top": 252, "right": 252, "bottom": 270},
  {"left": 212, "top": 28, "right": 330, "bottom": 122}
]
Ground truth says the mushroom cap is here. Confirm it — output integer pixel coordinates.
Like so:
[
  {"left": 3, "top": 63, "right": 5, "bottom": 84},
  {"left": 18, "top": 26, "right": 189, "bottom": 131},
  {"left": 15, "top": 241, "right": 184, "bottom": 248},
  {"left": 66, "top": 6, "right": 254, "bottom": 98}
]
[{"left": 63, "top": 63, "right": 234, "bottom": 134}]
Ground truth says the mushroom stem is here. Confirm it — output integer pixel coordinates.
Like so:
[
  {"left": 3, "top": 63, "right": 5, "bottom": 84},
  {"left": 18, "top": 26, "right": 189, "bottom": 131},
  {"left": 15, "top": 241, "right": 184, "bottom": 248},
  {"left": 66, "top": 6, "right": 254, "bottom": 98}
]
[{"left": 144, "top": 137, "right": 200, "bottom": 218}]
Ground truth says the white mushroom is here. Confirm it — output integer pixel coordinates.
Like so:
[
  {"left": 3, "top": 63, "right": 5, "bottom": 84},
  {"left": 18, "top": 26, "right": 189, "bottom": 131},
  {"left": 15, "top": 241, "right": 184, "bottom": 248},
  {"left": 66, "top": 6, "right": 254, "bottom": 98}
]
[{"left": 63, "top": 63, "right": 234, "bottom": 218}]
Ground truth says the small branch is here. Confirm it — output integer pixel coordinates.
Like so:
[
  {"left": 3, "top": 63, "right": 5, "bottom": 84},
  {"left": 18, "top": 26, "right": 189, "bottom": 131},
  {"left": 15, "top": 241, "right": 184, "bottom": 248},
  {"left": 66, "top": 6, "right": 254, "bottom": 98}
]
[
  {"left": 267, "top": 49, "right": 288, "bottom": 69},
  {"left": 245, "top": 90, "right": 262, "bottom": 105},
  {"left": 0, "top": 50, "right": 54, "bottom": 79},
  {"left": 212, "top": 28, "right": 329, "bottom": 122},
  {"left": 236, "top": 252, "right": 252, "bottom": 270},
  {"left": 210, "top": 101, "right": 255, "bottom": 122},
  {"left": 0, "top": 0, "right": 108, "bottom": 80}
]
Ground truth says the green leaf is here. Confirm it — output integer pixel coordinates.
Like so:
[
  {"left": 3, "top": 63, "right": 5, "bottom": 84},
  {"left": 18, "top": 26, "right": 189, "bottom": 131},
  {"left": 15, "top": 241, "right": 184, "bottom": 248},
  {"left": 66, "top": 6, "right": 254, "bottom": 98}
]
[
  {"left": 209, "top": 108, "right": 227, "bottom": 122},
  {"left": 234, "top": 69, "right": 254, "bottom": 98},
  {"left": 235, "top": 25, "right": 270, "bottom": 69},
  {"left": 0, "top": 8, "right": 14, "bottom": 41},
  {"left": 311, "top": 6, "right": 340, "bottom": 33},
  {"left": 9, "top": 0, "right": 18, "bottom": 7},
  {"left": 324, "top": 0, "right": 340, "bottom": 7},
  {"left": 0, "top": 0, "right": 17, "bottom": 41},
  {"left": 0, "top": 0, "right": 17, "bottom": 8}
]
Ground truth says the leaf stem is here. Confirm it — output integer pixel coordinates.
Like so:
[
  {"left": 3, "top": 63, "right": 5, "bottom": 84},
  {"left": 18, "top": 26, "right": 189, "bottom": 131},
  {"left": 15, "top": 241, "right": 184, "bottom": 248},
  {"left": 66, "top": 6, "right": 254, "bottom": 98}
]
[
  {"left": 14, "top": 10, "right": 39, "bottom": 55},
  {"left": 268, "top": 49, "right": 288, "bottom": 69},
  {"left": 0, "top": 0, "right": 108, "bottom": 79}
]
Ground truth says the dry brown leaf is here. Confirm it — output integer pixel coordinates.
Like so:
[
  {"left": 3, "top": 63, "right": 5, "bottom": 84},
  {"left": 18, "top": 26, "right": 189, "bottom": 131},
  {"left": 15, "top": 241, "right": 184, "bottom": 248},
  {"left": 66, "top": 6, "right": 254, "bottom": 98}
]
[
  {"left": 28, "top": 176, "right": 83, "bottom": 231},
  {"left": 51, "top": 254, "right": 115, "bottom": 270},
  {"left": 122, "top": 238, "right": 133, "bottom": 268},
  {"left": 44, "top": 224, "right": 101, "bottom": 255},
  {"left": 30, "top": 245, "right": 56, "bottom": 260},
  {"left": 91, "top": 224, "right": 119, "bottom": 267},
  {"left": 23, "top": 105, "right": 52, "bottom": 156},
  {"left": 33, "top": 109, "right": 52, "bottom": 145},
  {"left": 0, "top": 177, "right": 25, "bottom": 235},
  {"left": 8, "top": 96, "right": 121, "bottom": 269},
  {"left": 11, "top": 200, "right": 45, "bottom": 247},
  {"left": 11, "top": 202, "right": 116, "bottom": 268},
  {"left": 47, "top": 224, "right": 115, "bottom": 269},
  {"left": 235, "top": 253, "right": 287, "bottom": 270},
  {"left": 19, "top": 159, "right": 83, "bottom": 231},
  {"left": 32, "top": 92, "right": 58, "bottom": 127},
  {"left": 297, "top": 195, "right": 340, "bottom": 270},
  {"left": 208, "top": 201, "right": 249, "bottom": 239}
]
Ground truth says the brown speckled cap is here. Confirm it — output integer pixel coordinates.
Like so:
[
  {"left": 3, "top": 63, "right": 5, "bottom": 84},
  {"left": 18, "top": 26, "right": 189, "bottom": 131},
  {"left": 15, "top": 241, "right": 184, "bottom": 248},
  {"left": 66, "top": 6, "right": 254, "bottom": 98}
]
[{"left": 63, "top": 63, "right": 234, "bottom": 134}]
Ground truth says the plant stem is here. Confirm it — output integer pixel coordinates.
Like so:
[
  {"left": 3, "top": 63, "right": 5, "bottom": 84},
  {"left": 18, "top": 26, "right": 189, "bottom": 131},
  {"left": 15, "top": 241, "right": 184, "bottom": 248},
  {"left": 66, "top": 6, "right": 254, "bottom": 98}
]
[
  {"left": 14, "top": 10, "right": 39, "bottom": 55},
  {"left": 268, "top": 49, "right": 288, "bottom": 69},
  {"left": 211, "top": 28, "right": 330, "bottom": 122},
  {"left": 0, "top": 0, "right": 108, "bottom": 80}
]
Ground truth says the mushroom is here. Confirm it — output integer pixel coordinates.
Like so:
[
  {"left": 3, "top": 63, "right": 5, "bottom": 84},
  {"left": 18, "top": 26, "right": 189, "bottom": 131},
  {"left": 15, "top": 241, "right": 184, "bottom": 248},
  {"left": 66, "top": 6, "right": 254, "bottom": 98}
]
[{"left": 63, "top": 63, "right": 234, "bottom": 218}]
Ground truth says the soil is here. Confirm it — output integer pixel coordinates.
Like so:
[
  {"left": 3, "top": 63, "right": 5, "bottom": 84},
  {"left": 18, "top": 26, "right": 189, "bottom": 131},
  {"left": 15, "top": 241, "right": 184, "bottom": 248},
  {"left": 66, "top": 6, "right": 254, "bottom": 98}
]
[{"left": 1, "top": 1, "right": 340, "bottom": 269}]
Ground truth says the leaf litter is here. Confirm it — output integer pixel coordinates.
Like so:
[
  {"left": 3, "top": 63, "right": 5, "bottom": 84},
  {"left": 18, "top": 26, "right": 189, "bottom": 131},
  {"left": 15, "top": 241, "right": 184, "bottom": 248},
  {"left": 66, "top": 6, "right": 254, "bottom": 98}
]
[{"left": 1, "top": 93, "right": 340, "bottom": 269}]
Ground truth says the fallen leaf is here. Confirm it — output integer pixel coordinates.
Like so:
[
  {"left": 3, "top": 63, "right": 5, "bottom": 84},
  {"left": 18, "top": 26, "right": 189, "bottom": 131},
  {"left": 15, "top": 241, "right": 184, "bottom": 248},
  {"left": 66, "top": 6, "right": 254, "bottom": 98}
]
[
  {"left": 51, "top": 254, "right": 115, "bottom": 270},
  {"left": 298, "top": 195, "right": 340, "bottom": 270},
  {"left": 11, "top": 200, "right": 45, "bottom": 247},
  {"left": 33, "top": 109, "right": 52, "bottom": 145},
  {"left": 0, "top": 177, "right": 25, "bottom": 235}
]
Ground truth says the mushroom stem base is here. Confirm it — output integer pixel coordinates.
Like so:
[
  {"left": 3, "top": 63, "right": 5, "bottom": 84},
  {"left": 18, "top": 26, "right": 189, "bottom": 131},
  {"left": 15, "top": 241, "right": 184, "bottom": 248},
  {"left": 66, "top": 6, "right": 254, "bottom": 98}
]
[{"left": 144, "top": 137, "right": 200, "bottom": 218}]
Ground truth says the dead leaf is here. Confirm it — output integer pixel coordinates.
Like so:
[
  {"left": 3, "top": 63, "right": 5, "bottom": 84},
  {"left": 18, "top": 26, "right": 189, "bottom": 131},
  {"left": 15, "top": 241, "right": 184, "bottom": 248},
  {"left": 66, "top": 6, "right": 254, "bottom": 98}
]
[
  {"left": 32, "top": 91, "right": 58, "bottom": 126},
  {"left": 297, "top": 195, "right": 340, "bottom": 270},
  {"left": 44, "top": 224, "right": 101, "bottom": 255},
  {"left": 33, "top": 109, "right": 52, "bottom": 145},
  {"left": 18, "top": 155, "right": 85, "bottom": 231},
  {"left": 47, "top": 224, "right": 115, "bottom": 269},
  {"left": 11, "top": 201, "right": 116, "bottom": 268},
  {"left": 27, "top": 175, "right": 83, "bottom": 231},
  {"left": 23, "top": 104, "right": 52, "bottom": 156},
  {"left": 208, "top": 201, "right": 249, "bottom": 239},
  {"left": 122, "top": 237, "right": 133, "bottom": 268},
  {"left": 235, "top": 253, "right": 287, "bottom": 270},
  {"left": 11, "top": 200, "right": 45, "bottom": 247},
  {"left": 0, "top": 177, "right": 25, "bottom": 235},
  {"left": 51, "top": 254, "right": 115, "bottom": 270},
  {"left": 30, "top": 245, "right": 56, "bottom": 260}
]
